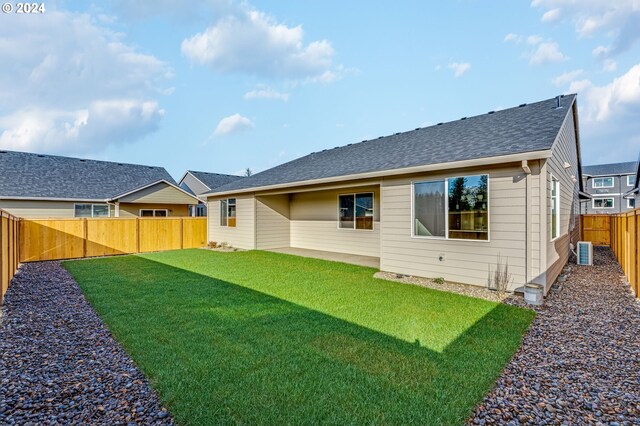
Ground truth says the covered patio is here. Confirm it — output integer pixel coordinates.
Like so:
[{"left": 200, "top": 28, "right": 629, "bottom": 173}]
[{"left": 267, "top": 247, "right": 380, "bottom": 268}]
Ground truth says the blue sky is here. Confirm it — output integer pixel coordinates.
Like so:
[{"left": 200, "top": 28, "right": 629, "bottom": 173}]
[{"left": 1, "top": 1, "right": 639, "bottom": 179}]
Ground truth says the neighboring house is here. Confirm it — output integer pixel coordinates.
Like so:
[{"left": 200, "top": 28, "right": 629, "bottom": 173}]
[
  {"left": 178, "top": 170, "right": 243, "bottom": 216},
  {"left": 581, "top": 162, "right": 637, "bottom": 214},
  {"left": 0, "top": 150, "right": 200, "bottom": 218},
  {"left": 205, "top": 94, "right": 587, "bottom": 294}
]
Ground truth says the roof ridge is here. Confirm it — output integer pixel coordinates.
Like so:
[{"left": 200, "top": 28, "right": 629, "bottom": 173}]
[{"left": 0, "top": 149, "right": 166, "bottom": 170}]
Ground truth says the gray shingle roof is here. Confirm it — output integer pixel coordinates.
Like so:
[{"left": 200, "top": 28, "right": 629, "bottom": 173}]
[
  {"left": 0, "top": 150, "right": 177, "bottom": 200},
  {"left": 211, "top": 94, "right": 577, "bottom": 194},
  {"left": 582, "top": 162, "right": 637, "bottom": 176},
  {"left": 188, "top": 171, "right": 243, "bottom": 191}
]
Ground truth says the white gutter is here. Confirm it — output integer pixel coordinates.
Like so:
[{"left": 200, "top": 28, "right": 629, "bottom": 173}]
[{"left": 206, "top": 150, "right": 553, "bottom": 198}]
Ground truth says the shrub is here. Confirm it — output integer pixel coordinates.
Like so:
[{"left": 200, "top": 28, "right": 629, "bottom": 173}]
[
  {"left": 208, "top": 241, "right": 218, "bottom": 249},
  {"left": 433, "top": 277, "right": 445, "bottom": 285}
]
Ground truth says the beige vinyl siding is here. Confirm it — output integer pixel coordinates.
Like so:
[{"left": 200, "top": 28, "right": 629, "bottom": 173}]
[
  {"left": 289, "top": 186, "right": 380, "bottom": 257},
  {"left": 180, "top": 173, "right": 210, "bottom": 196},
  {"left": 118, "top": 182, "right": 196, "bottom": 204},
  {"left": 256, "top": 195, "right": 290, "bottom": 249},
  {"left": 118, "top": 203, "right": 189, "bottom": 217},
  {"left": 208, "top": 195, "right": 255, "bottom": 249},
  {"left": 380, "top": 164, "right": 527, "bottom": 290},
  {"left": 0, "top": 200, "right": 79, "bottom": 218},
  {"left": 545, "top": 105, "right": 580, "bottom": 289}
]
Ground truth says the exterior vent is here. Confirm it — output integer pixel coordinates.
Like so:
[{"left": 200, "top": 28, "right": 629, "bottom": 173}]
[
  {"left": 415, "top": 128, "right": 420, "bottom": 130},
  {"left": 488, "top": 111, "right": 495, "bottom": 114},
  {"left": 437, "top": 122, "right": 443, "bottom": 125},
  {"left": 519, "top": 103, "right": 527, "bottom": 107},
  {"left": 395, "top": 132, "right": 401, "bottom": 135},
  {"left": 461, "top": 117, "right": 467, "bottom": 120},
  {"left": 576, "top": 241, "right": 593, "bottom": 265}
]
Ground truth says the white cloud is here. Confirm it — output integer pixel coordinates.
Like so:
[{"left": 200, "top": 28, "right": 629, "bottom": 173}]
[
  {"left": 181, "top": 7, "right": 336, "bottom": 81},
  {"left": 504, "top": 33, "right": 522, "bottom": 43},
  {"left": 603, "top": 59, "right": 617, "bottom": 72},
  {"left": 244, "top": 86, "right": 290, "bottom": 101},
  {"left": 529, "top": 42, "right": 567, "bottom": 64},
  {"left": 541, "top": 8, "right": 561, "bottom": 22},
  {"left": 0, "top": 101, "right": 164, "bottom": 153},
  {"left": 566, "top": 64, "right": 640, "bottom": 163},
  {"left": 552, "top": 69, "right": 584, "bottom": 86},
  {"left": 532, "top": 0, "right": 640, "bottom": 56},
  {"left": 448, "top": 62, "right": 471, "bottom": 77},
  {"left": 0, "top": 10, "right": 171, "bottom": 155},
  {"left": 526, "top": 35, "right": 543, "bottom": 45},
  {"left": 214, "top": 113, "right": 254, "bottom": 136}
]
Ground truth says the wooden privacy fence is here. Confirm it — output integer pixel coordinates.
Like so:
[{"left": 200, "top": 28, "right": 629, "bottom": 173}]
[
  {"left": 1, "top": 209, "right": 20, "bottom": 302},
  {"left": 608, "top": 210, "right": 640, "bottom": 297},
  {"left": 580, "top": 215, "right": 611, "bottom": 246},
  {"left": 19, "top": 217, "right": 207, "bottom": 262}
]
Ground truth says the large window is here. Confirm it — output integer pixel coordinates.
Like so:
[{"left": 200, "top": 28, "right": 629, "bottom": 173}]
[
  {"left": 140, "top": 209, "right": 167, "bottom": 217},
  {"left": 220, "top": 198, "right": 236, "bottom": 227},
  {"left": 413, "top": 181, "right": 446, "bottom": 237},
  {"left": 339, "top": 193, "right": 374, "bottom": 230},
  {"left": 592, "top": 197, "right": 614, "bottom": 209},
  {"left": 413, "top": 175, "right": 488, "bottom": 241},
  {"left": 592, "top": 177, "right": 613, "bottom": 188},
  {"left": 627, "top": 198, "right": 635, "bottom": 209},
  {"left": 74, "top": 204, "right": 110, "bottom": 218},
  {"left": 551, "top": 178, "right": 560, "bottom": 240},
  {"left": 628, "top": 175, "right": 636, "bottom": 187}
]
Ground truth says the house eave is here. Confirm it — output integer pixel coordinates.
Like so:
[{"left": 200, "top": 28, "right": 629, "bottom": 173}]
[
  {"left": 205, "top": 149, "right": 553, "bottom": 198},
  {"left": 0, "top": 196, "right": 107, "bottom": 202}
]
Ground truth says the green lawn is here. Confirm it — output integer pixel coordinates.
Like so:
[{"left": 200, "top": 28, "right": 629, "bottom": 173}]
[{"left": 63, "top": 249, "right": 534, "bottom": 425}]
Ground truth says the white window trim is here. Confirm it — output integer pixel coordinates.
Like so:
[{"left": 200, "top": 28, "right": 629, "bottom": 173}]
[
  {"left": 627, "top": 175, "right": 636, "bottom": 187},
  {"left": 592, "top": 177, "right": 614, "bottom": 188},
  {"left": 627, "top": 198, "right": 635, "bottom": 209},
  {"left": 550, "top": 177, "right": 561, "bottom": 242},
  {"left": 591, "top": 197, "right": 615, "bottom": 209},
  {"left": 219, "top": 198, "right": 236, "bottom": 227},
  {"left": 74, "top": 203, "right": 111, "bottom": 218},
  {"left": 337, "top": 192, "right": 375, "bottom": 231},
  {"left": 410, "top": 174, "right": 490, "bottom": 242},
  {"left": 139, "top": 209, "right": 168, "bottom": 217}
]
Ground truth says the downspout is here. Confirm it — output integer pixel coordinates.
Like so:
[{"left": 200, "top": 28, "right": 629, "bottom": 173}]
[{"left": 522, "top": 160, "right": 532, "bottom": 285}]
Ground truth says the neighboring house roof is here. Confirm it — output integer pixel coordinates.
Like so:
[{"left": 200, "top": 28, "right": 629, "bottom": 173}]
[
  {"left": 582, "top": 162, "right": 637, "bottom": 177},
  {"left": 181, "top": 171, "right": 244, "bottom": 194},
  {"left": 208, "top": 94, "right": 578, "bottom": 195},
  {"left": 0, "top": 150, "right": 197, "bottom": 202}
]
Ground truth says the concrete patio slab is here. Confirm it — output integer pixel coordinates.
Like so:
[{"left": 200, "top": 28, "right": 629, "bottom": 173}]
[{"left": 267, "top": 247, "right": 380, "bottom": 269}]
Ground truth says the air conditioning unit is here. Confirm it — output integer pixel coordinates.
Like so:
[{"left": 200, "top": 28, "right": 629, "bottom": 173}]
[{"left": 576, "top": 241, "right": 593, "bottom": 265}]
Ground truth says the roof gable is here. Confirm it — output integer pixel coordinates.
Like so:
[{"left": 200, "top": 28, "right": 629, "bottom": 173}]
[
  {"left": 186, "top": 171, "right": 244, "bottom": 192},
  {"left": 0, "top": 150, "right": 177, "bottom": 200},
  {"left": 210, "top": 94, "right": 577, "bottom": 195}
]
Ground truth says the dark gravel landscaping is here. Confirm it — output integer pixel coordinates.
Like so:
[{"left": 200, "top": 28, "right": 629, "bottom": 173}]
[
  {"left": 0, "top": 261, "right": 173, "bottom": 425},
  {"left": 470, "top": 246, "right": 640, "bottom": 425}
]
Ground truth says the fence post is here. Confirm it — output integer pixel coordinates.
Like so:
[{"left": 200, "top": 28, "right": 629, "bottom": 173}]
[
  {"left": 180, "top": 218, "right": 184, "bottom": 249},
  {"left": 83, "top": 218, "right": 88, "bottom": 258},
  {"left": 136, "top": 218, "right": 140, "bottom": 253}
]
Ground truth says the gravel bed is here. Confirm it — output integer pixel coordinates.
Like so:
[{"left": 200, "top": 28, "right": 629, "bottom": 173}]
[
  {"left": 469, "top": 246, "right": 640, "bottom": 425},
  {"left": 0, "top": 261, "right": 174, "bottom": 425},
  {"left": 374, "top": 271, "right": 514, "bottom": 302}
]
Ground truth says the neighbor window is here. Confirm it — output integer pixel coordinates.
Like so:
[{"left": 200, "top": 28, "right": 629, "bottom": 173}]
[
  {"left": 628, "top": 175, "right": 636, "bottom": 187},
  {"left": 220, "top": 198, "right": 236, "bottom": 227},
  {"left": 339, "top": 193, "right": 374, "bottom": 230},
  {"left": 140, "top": 209, "right": 168, "bottom": 217},
  {"left": 551, "top": 178, "right": 560, "bottom": 240},
  {"left": 74, "top": 204, "right": 110, "bottom": 218},
  {"left": 592, "top": 177, "right": 614, "bottom": 188},
  {"left": 413, "top": 175, "right": 488, "bottom": 241},
  {"left": 592, "top": 198, "right": 614, "bottom": 209},
  {"left": 627, "top": 198, "right": 635, "bottom": 209}
]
